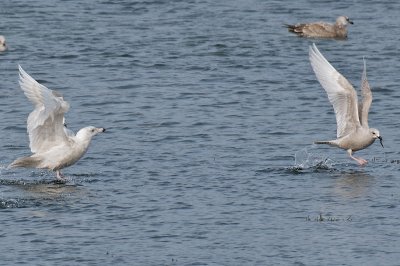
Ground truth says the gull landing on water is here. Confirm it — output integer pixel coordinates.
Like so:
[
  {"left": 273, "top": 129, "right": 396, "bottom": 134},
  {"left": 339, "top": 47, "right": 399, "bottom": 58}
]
[
  {"left": 309, "top": 44, "right": 383, "bottom": 166},
  {"left": 9, "top": 66, "right": 106, "bottom": 182}
]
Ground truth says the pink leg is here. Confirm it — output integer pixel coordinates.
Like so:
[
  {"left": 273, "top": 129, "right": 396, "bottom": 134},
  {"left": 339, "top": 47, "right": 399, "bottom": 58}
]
[
  {"left": 347, "top": 149, "right": 368, "bottom": 166},
  {"left": 56, "top": 170, "right": 67, "bottom": 183}
]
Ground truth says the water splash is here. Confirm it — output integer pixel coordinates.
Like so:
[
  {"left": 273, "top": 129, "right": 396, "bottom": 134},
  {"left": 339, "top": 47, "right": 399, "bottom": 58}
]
[
  {"left": 293, "top": 146, "right": 334, "bottom": 170},
  {"left": 0, "top": 198, "right": 21, "bottom": 209}
]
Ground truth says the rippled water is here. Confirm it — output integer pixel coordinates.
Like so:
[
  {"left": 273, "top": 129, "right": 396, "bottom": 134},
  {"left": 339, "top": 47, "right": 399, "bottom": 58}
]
[{"left": 1, "top": 0, "right": 400, "bottom": 265}]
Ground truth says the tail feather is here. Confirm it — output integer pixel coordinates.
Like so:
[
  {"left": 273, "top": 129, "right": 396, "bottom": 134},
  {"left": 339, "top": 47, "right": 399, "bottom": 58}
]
[
  {"left": 314, "top": 141, "right": 331, "bottom": 145},
  {"left": 284, "top": 24, "right": 296, "bottom": 32},
  {"left": 9, "top": 156, "right": 41, "bottom": 169},
  {"left": 314, "top": 141, "right": 339, "bottom": 148}
]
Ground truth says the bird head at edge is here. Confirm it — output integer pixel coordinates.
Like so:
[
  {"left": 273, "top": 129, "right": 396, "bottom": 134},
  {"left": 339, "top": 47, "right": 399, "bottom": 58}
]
[
  {"left": 76, "top": 126, "right": 106, "bottom": 141},
  {"left": 370, "top": 128, "right": 383, "bottom": 148}
]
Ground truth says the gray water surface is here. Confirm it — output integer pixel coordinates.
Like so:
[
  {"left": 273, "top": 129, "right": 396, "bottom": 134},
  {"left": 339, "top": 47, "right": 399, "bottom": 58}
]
[{"left": 1, "top": 0, "right": 400, "bottom": 265}]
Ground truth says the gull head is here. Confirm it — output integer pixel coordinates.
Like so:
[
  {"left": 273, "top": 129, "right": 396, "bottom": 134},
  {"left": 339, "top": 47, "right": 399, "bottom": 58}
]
[
  {"left": 336, "top": 16, "right": 353, "bottom": 26},
  {"left": 76, "top": 126, "right": 106, "bottom": 141},
  {"left": 370, "top": 128, "right": 383, "bottom": 148},
  {"left": 0, "top": 35, "right": 6, "bottom": 51}
]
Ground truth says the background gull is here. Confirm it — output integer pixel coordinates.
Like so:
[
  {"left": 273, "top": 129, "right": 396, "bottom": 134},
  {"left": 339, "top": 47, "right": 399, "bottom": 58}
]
[
  {"left": 9, "top": 65, "right": 106, "bottom": 182},
  {"left": 309, "top": 43, "right": 383, "bottom": 166},
  {"left": 285, "top": 16, "right": 353, "bottom": 39},
  {"left": 0, "top": 35, "right": 7, "bottom": 51}
]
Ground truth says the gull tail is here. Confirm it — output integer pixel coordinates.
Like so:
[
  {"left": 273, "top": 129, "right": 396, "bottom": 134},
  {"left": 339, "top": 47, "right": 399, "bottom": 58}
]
[
  {"left": 284, "top": 24, "right": 297, "bottom": 32},
  {"left": 284, "top": 24, "right": 304, "bottom": 34},
  {"left": 314, "top": 141, "right": 331, "bottom": 145},
  {"left": 314, "top": 140, "right": 338, "bottom": 147},
  {"left": 9, "top": 156, "right": 41, "bottom": 169}
]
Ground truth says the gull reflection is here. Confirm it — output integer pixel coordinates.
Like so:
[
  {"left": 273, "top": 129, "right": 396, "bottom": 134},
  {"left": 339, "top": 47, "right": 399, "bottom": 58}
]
[
  {"left": 0, "top": 178, "right": 86, "bottom": 203},
  {"left": 334, "top": 171, "right": 374, "bottom": 198}
]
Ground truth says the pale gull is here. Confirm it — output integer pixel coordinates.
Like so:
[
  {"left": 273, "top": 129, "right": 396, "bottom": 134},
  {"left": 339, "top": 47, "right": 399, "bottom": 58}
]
[
  {"left": 309, "top": 43, "right": 383, "bottom": 166},
  {"left": 9, "top": 65, "right": 106, "bottom": 181},
  {"left": 0, "top": 35, "right": 7, "bottom": 52},
  {"left": 285, "top": 16, "right": 353, "bottom": 39}
]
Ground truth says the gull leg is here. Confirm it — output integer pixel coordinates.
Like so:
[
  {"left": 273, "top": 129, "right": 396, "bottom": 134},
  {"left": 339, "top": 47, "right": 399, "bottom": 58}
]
[
  {"left": 347, "top": 149, "right": 368, "bottom": 166},
  {"left": 56, "top": 170, "right": 67, "bottom": 183}
]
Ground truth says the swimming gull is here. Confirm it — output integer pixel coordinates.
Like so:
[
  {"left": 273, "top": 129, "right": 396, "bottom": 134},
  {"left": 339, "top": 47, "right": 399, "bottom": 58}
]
[
  {"left": 285, "top": 16, "right": 353, "bottom": 39},
  {"left": 0, "top": 35, "right": 7, "bottom": 51},
  {"left": 309, "top": 43, "right": 383, "bottom": 166},
  {"left": 9, "top": 65, "right": 106, "bottom": 181}
]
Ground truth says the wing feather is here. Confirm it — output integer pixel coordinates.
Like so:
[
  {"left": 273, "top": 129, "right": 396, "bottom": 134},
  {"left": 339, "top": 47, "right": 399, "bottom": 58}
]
[
  {"left": 358, "top": 58, "right": 372, "bottom": 128},
  {"left": 309, "top": 44, "right": 360, "bottom": 138},
  {"left": 18, "top": 65, "right": 70, "bottom": 153},
  {"left": 302, "top": 23, "right": 334, "bottom": 36}
]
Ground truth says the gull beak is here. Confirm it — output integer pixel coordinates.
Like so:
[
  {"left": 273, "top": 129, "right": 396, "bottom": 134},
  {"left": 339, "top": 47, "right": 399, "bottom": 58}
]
[
  {"left": 347, "top": 18, "right": 354, "bottom": 24},
  {"left": 378, "top": 136, "right": 384, "bottom": 148}
]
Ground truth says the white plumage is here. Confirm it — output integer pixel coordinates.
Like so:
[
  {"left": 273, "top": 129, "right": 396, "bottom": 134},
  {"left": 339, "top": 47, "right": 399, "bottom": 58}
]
[
  {"left": 9, "top": 66, "right": 105, "bottom": 181},
  {"left": 309, "top": 44, "right": 383, "bottom": 165}
]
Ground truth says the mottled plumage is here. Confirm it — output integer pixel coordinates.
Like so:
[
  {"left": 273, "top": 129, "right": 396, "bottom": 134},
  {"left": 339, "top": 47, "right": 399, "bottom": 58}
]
[{"left": 286, "top": 16, "right": 353, "bottom": 39}]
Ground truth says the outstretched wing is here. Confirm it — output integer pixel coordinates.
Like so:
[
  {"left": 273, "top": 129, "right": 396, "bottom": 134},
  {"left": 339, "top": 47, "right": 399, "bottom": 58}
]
[
  {"left": 358, "top": 58, "right": 372, "bottom": 128},
  {"left": 18, "top": 65, "right": 71, "bottom": 154},
  {"left": 309, "top": 44, "right": 361, "bottom": 138}
]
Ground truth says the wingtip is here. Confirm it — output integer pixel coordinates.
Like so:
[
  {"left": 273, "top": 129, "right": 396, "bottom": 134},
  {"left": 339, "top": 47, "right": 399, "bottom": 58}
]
[
  {"left": 309, "top": 43, "right": 319, "bottom": 57},
  {"left": 312, "top": 42, "right": 317, "bottom": 49},
  {"left": 17, "top": 65, "right": 33, "bottom": 84},
  {"left": 18, "top": 64, "right": 26, "bottom": 77},
  {"left": 309, "top": 43, "right": 331, "bottom": 67},
  {"left": 361, "top": 57, "right": 368, "bottom": 82},
  {"left": 309, "top": 43, "right": 322, "bottom": 67}
]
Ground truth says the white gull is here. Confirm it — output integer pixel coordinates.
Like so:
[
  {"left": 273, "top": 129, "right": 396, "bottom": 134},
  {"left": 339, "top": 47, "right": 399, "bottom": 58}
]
[
  {"left": 9, "top": 66, "right": 106, "bottom": 181},
  {"left": 309, "top": 44, "right": 383, "bottom": 166}
]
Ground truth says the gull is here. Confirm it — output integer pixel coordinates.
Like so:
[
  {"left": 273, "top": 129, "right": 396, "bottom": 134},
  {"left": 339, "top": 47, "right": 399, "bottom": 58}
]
[
  {"left": 309, "top": 44, "right": 383, "bottom": 166},
  {"left": 285, "top": 16, "right": 353, "bottom": 39},
  {"left": 9, "top": 65, "right": 106, "bottom": 181},
  {"left": 0, "top": 35, "right": 7, "bottom": 52}
]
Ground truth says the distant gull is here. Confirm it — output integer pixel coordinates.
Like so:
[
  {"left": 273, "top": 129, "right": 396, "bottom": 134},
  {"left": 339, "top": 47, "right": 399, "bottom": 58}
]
[
  {"left": 9, "top": 66, "right": 106, "bottom": 181},
  {"left": 0, "top": 35, "right": 7, "bottom": 51},
  {"left": 309, "top": 44, "right": 383, "bottom": 166},
  {"left": 285, "top": 16, "right": 353, "bottom": 39}
]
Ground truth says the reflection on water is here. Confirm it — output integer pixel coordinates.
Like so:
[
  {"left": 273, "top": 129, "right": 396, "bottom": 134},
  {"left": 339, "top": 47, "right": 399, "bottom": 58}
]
[
  {"left": 0, "top": 178, "right": 86, "bottom": 208},
  {"left": 334, "top": 171, "right": 375, "bottom": 198},
  {"left": 20, "top": 183, "right": 83, "bottom": 198}
]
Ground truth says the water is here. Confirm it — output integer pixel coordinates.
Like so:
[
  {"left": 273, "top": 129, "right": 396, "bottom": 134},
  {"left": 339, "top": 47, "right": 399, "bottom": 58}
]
[{"left": 0, "top": 0, "right": 400, "bottom": 265}]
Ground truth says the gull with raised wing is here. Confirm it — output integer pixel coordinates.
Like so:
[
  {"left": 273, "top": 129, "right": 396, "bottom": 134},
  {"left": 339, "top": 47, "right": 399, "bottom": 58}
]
[
  {"left": 285, "top": 16, "right": 353, "bottom": 39},
  {"left": 309, "top": 44, "right": 383, "bottom": 166},
  {"left": 9, "top": 66, "right": 106, "bottom": 181}
]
